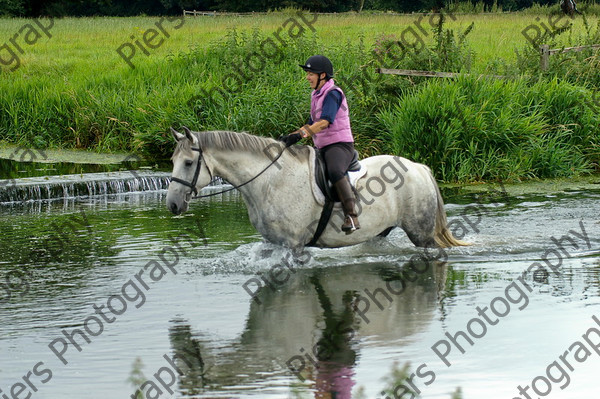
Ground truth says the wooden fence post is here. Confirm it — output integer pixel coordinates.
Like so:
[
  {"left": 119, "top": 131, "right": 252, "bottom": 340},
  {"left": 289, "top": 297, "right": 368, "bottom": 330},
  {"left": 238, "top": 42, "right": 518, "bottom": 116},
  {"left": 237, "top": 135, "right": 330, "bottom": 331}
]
[{"left": 540, "top": 44, "right": 550, "bottom": 71}]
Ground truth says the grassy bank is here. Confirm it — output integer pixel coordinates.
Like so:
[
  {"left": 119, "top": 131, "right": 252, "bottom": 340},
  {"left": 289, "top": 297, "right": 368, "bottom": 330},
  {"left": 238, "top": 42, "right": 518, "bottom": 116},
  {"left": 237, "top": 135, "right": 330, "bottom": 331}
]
[{"left": 0, "top": 9, "right": 599, "bottom": 181}]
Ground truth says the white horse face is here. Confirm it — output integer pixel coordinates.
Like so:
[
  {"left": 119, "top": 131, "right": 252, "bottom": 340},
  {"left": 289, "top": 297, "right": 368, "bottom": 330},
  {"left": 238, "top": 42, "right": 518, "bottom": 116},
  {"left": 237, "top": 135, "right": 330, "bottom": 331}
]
[{"left": 166, "top": 128, "right": 212, "bottom": 215}]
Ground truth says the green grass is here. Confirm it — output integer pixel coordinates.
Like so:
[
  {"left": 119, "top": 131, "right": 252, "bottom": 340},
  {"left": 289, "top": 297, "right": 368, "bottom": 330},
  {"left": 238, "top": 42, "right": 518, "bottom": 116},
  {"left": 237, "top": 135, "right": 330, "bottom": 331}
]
[
  {"left": 0, "top": 9, "right": 599, "bottom": 181},
  {"left": 0, "top": 11, "right": 596, "bottom": 72}
]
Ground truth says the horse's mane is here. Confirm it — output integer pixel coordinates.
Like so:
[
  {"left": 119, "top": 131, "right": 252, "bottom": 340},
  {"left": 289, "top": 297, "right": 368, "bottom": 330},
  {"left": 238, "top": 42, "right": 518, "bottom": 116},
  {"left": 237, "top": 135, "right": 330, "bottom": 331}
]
[
  {"left": 199, "top": 130, "right": 279, "bottom": 153},
  {"left": 173, "top": 130, "right": 311, "bottom": 159}
]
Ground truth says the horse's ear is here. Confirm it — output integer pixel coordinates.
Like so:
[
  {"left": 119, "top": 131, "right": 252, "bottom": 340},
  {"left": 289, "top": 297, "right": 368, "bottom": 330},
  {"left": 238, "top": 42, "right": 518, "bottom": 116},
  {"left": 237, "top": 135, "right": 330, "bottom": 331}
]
[
  {"left": 170, "top": 127, "right": 185, "bottom": 141},
  {"left": 182, "top": 126, "right": 194, "bottom": 142}
]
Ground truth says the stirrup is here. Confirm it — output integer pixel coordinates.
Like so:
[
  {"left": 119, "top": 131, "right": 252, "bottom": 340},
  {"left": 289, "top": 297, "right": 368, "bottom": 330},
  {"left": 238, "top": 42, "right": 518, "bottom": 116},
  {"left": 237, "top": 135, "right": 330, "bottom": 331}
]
[{"left": 342, "top": 215, "right": 360, "bottom": 234}]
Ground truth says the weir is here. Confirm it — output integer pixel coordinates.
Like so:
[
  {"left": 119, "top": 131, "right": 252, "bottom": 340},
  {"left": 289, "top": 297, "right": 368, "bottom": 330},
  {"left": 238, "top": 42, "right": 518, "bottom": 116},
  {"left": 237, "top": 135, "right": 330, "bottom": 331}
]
[
  {"left": 0, "top": 171, "right": 228, "bottom": 203},
  {"left": 0, "top": 171, "right": 170, "bottom": 203}
]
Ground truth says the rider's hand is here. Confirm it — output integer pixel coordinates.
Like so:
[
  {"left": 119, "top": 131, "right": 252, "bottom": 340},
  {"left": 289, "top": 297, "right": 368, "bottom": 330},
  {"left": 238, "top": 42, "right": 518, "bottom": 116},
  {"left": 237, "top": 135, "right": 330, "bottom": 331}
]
[
  {"left": 277, "top": 133, "right": 302, "bottom": 147},
  {"left": 295, "top": 125, "right": 312, "bottom": 138}
]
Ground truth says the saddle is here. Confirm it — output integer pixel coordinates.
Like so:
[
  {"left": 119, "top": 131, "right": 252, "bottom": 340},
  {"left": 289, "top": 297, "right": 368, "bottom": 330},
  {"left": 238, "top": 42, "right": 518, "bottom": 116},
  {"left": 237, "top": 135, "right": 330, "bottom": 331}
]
[
  {"left": 306, "top": 149, "right": 366, "bottom": 247},
  {"left": 314, "top": 149, "right": 363, "bottom": 202}
]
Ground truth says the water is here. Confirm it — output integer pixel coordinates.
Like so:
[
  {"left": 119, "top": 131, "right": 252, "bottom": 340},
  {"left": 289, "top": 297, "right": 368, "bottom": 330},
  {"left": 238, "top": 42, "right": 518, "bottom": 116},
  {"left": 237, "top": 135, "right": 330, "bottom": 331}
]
[
  {"left": 0, "top": 176, "right": 599, "bottom": 399},
  {"left": 0, "top": 155, "right": 171, "bottom": 203},
  {"left": 0, "top": 154, "right": 155, "bottom": 179}
]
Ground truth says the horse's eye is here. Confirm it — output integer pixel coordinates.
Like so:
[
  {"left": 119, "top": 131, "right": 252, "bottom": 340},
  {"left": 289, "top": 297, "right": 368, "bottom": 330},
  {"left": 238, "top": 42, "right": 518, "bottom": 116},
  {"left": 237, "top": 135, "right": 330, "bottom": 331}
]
[{"left": 185, "top": 160, "right": 193, "bottom": 167}]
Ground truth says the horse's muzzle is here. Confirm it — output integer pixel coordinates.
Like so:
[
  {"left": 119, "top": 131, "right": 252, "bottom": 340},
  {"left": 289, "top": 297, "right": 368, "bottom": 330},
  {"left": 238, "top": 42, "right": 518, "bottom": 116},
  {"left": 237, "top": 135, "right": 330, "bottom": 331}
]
[
  {"left": 169, "top": 201, "right": 182, "bottom": 215},
  {"left": 166, "top": 196, "right": 189, "bottom": 215},
  {"left": 166, "top": 188, "right": 191, "bottom": 215}
]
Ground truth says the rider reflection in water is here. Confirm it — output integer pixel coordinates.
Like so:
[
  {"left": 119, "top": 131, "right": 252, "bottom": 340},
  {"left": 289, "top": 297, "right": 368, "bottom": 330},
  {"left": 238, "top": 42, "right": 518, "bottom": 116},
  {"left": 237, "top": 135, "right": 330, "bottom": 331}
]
[
  {"left": 309, "top": 274, "right": 358, "bottom": 399},
  {"left": 278, "top": 55, "right": 360, "bottom": 233}
]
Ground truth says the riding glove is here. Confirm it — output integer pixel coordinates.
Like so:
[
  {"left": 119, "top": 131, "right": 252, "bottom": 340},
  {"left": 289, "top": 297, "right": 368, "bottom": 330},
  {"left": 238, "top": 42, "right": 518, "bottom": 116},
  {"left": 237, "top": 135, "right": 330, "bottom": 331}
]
[{"left": 278, "top": 133, "right": 302, "bottom": 147}]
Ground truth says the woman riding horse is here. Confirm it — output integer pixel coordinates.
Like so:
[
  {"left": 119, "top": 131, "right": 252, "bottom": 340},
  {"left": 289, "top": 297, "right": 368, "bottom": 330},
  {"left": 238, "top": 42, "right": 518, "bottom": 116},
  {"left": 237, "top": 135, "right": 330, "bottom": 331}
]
[{"left": 279, "top": 55, "right": 360, "bottom": 234}]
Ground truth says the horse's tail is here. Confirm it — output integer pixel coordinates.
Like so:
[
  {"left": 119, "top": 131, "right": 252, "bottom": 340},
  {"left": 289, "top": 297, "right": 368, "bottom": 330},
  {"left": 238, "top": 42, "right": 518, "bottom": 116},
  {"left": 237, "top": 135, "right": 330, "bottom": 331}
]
[{"left": 426, "top": 169, "right": 471, "bottom": 248}]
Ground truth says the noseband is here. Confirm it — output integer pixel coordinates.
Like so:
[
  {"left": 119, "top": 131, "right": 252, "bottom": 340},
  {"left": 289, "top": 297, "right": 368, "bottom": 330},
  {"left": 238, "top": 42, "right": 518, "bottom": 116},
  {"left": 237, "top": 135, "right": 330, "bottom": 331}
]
[{"left": 170, "top": 147, "right": 211, "bottom": 196}]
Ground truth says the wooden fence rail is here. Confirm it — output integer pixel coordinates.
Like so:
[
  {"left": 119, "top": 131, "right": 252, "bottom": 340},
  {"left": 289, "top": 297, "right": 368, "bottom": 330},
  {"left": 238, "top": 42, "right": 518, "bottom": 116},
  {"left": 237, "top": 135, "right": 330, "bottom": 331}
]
[
  {"left": 183, "top": 10, "right": 261, "bottom": 16},
  {"left": 376, "top": 68, "right": 505, "bottom": 79},
  {"left": 183, "top": 10, "right": 216, "bottom": 16},
  {"left": 182, "top": 9, "right": 345, "bottom": 16},
  {"left": 182, "top": 9, "right": 524, "bottom": 17},
  {"left": 540, "top": 43, "right": 600, "bottom": 70}
]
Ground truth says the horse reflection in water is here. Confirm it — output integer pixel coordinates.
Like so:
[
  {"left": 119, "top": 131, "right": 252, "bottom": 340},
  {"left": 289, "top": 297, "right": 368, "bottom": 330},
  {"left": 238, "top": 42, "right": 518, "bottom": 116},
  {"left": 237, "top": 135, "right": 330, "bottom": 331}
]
[{"left": 166, "top": 257, "right": 449, "bottom": 398}]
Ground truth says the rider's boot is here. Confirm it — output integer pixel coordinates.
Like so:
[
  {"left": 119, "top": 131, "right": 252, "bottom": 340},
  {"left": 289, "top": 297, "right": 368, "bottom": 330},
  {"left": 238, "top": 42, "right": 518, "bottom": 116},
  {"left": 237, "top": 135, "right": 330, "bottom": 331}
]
[{"left": 334, "top": 176, "right": 360, "bottom": 234}]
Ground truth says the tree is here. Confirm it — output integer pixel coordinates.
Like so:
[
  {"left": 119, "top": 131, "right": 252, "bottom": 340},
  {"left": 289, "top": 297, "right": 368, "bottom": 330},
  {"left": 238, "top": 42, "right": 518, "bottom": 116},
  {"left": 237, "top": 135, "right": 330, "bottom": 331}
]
[{"left": 0, "top": 0, "right": 26, "bottom": 16}]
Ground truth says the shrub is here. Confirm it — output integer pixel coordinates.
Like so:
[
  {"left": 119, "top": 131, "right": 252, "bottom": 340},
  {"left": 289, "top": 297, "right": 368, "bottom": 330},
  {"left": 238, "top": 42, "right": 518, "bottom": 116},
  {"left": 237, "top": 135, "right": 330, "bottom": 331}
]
[{"left": 378, "top": 76, "right": 598, "bottom": 182}]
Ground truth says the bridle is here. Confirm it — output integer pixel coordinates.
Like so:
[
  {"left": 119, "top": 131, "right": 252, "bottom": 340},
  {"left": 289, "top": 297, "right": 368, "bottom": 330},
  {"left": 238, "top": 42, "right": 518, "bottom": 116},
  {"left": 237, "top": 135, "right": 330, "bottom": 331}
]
[
  {"left": 169, "top": 144, "right": 288, "bottom": 199},
  {"left": 169, "top": 146, "right": 210, "bottom": 197}
]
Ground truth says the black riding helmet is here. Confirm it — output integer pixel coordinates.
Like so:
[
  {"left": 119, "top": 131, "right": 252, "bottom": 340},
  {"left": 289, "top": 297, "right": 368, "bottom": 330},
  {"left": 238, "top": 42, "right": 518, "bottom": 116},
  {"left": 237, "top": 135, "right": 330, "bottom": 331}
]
[{"left": 299, "top": 55, "right": 333, "bottom": 89}]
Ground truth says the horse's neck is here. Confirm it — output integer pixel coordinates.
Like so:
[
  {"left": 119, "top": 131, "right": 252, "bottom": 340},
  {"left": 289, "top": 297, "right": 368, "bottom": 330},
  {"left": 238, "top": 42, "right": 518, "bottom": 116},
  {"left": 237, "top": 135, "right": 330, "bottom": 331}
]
[{"left": 207, "top": 146, "right": 310, "bottom": 191}]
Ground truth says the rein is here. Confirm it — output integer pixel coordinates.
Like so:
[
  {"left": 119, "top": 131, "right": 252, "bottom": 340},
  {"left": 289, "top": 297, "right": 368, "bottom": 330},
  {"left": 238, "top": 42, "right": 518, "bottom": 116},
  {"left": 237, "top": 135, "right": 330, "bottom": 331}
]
[{"left": 170, "top": 144, "right": 289, "bottom": 199}]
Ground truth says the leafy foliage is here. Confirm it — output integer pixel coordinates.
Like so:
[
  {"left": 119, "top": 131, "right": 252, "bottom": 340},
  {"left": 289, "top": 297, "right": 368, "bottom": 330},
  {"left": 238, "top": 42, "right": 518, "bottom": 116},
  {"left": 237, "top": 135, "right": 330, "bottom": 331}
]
[
  {"left": 0, "top": 0, "right": 25, "bottom": 16},
  {"left": 378, "top": 76, "right": 599, "bottom": 182}
]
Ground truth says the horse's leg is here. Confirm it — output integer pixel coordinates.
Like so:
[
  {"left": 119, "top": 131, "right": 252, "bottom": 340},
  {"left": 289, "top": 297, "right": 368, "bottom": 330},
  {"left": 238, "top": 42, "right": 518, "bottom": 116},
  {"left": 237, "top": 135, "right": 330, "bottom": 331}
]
[
  {"left": 396, "top": 165, "right": 467, "bottom": 249},
  {"left": 392, "top": 174, "right": 439, "bottom": 248},
  {"left": 399, "top": 196, "right": 439, "bottom": 249}
]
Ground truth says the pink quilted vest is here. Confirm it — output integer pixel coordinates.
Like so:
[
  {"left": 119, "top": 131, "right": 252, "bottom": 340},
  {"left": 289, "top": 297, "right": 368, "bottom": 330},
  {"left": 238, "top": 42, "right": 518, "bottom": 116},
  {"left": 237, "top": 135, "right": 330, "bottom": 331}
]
[{"left": 310, "top": 79, "right": 353, "bottom": 149}]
